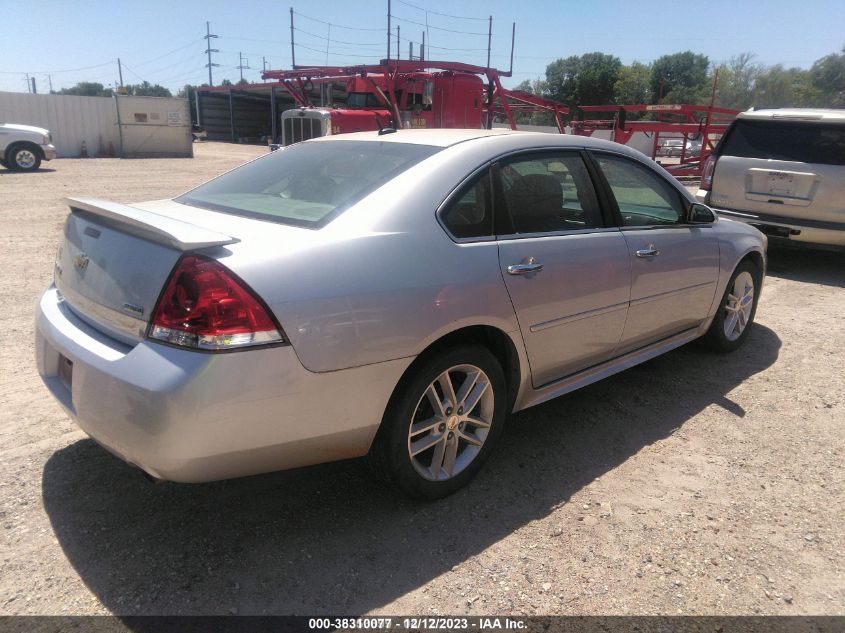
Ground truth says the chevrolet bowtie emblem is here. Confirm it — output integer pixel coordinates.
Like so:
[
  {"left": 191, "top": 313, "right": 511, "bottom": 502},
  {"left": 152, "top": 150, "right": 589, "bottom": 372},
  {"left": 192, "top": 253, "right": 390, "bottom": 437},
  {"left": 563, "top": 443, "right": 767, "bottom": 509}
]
[{"left": 74, "top": 252, "right": 90, "bottom": 269}]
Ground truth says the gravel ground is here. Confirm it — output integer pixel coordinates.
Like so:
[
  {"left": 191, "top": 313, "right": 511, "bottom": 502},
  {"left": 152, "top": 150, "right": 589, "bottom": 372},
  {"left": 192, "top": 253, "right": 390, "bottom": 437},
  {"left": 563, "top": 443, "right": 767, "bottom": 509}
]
[{"left": 0, "top": 143, "right": 842, "bottom": 617}]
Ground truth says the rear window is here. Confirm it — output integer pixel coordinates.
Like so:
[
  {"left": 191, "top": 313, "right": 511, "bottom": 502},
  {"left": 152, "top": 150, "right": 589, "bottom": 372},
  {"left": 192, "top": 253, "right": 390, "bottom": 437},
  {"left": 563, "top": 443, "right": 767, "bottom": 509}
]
[
  {"left": 720, "top": 119, "right": 845, "bottom": 165},
  {"left": 178, "top": 140, "right": 441, "bottom": 227}
]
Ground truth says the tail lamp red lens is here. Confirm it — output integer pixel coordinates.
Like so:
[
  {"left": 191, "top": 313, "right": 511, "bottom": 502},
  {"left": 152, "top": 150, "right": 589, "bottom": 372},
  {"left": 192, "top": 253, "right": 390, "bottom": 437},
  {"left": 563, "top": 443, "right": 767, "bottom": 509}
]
[
  {"left": 700, "top": 154, "right": 717, "bottom": 191},
  {"left": 149, "top": 255, "right": 283, "bottom": 350}
]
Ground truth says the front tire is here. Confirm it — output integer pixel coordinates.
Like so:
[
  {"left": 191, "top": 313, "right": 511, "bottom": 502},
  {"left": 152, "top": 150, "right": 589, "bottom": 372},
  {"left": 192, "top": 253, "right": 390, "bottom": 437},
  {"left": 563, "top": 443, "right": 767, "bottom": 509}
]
[
  {"left": 704, "top": 259, "right": 761, "bottom": 352},
  {"left": 369, "top": 344, "right": 507, "bottom": 499},
  {"left": 7, "top": 143, "right": 42, "bottom": 171}
]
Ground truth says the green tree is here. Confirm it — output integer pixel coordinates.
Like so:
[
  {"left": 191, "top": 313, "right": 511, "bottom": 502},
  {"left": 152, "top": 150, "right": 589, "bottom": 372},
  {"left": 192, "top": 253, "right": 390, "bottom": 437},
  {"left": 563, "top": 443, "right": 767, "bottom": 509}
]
[
  {"left": 220, "top": 78, "right": 233, "bottom": 86},
  {"left": 712, "top": 52, "right": 761, "bottom": 110},
  {"left": 753, "top": 65, "right": 819, "bottom": 108},
  {"left": 124, "top": 81, "right": 172, "bottom": 97},
  {"left": 545, "top": 52, "right": 621, "bottom": 106},
  {"left": 614, "top": 62, "right": 652, "bottom": 105},
  {"left": 651, "top": 51, "right": 710, "bottom": 104},
  {"left": 57, "top": 82, "right": 113, "bottom": 97},
  {"left": 809, "top": 46, "right": 845, "bottom": 106}
]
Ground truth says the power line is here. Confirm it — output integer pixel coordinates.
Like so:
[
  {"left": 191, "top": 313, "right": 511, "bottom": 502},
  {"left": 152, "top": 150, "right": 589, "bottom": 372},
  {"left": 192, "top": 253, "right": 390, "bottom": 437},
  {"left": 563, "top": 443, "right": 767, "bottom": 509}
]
[
  {"left": 292, "top": 10, "right": 384, "bottom": 31},
  {"left": 393, "top": 0, "right": 488, "bottom": 21},
  {"left": 389, "top": 13, "right": 488, "bottom": 36},
  {"left": 293, "top": 26, "right": 382, "bottom": 47},
  {"left": 0, "top": 60, "right": 113, "bottom": 75},
  {"left": 294, "top": 43, "right": 382, "bottom": 59}
]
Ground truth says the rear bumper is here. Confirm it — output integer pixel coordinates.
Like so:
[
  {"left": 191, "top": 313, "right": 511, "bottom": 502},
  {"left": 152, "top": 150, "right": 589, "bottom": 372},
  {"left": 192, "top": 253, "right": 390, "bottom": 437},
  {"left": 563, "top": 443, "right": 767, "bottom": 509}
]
[
  {"left": 696, "top": 193, "right": 845, "bottom": 247},
  {"left": 35, "top": 286, "right": 411, "bottom": 483}
]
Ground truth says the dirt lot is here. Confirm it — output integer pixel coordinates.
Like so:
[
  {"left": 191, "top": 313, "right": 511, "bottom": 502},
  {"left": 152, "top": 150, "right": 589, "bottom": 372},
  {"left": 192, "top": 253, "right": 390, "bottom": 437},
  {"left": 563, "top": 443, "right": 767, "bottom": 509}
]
[{"left": 0, "top": 143, "right": 842, "bottom": 617}]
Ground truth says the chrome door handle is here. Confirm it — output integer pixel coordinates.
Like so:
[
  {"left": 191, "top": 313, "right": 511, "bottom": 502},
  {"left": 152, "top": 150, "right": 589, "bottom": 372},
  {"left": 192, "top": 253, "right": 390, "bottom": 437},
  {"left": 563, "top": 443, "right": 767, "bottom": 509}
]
[
  {"left": 636, "top": 245, "right": 660, "bottom": 258},
  {"left": 507, "top": 262, "right": 544, "bottom": 275}
]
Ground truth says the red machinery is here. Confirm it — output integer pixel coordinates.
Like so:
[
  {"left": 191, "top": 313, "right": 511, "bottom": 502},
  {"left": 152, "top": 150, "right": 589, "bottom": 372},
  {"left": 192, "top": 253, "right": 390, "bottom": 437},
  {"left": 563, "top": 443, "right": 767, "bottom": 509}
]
[
  {"left": 569, "top": 104, "right": 739, "bottom": 176},
  {"left": 262, "top": 60, "right": 569, "bottom": 145}
]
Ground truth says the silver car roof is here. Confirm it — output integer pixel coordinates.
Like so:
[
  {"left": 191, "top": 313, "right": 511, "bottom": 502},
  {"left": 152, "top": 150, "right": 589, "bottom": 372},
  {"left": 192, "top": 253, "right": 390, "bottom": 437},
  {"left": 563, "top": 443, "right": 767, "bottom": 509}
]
[{"left": 738, "top": 108, "right": 845, "bottom": 123}]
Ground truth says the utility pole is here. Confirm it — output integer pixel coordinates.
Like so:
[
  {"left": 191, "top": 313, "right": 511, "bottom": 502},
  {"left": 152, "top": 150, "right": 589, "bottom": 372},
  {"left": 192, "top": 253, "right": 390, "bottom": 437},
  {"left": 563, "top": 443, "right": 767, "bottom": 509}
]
[
  {"left": 421, "top": 31, "right": 425, "bottom": 62},
  {"left": 387, "top": 0, "right": 391, "bottom": 60},
  {"left": 290, "top": 8, "right": 296, "bottom": 67},
  {"left": 486, "top": 16, "right": 492, "bottom": 69},
  {"left": 204, "top": 21, "right": 220, "bottom": 86},
  {"left": 47, "top": 75, "right": 53, "bottom": 93},
  {"left": 117, "top": 58, "right": 124, "bottom": 90},
  {"left": 25, "top": 73, "right": 31, "bottom": 94},
  {"left": 262, "top": 56, "right": 268, "bottom": 81},
  {"left": 237, "top": 52, "right": 250, "bottom": 82},
  {"left": 396, "top": 26, "right": 400, "bottom": 61},
  {"left": 31, "top": 77, "right": 37, "bottom": 94}
]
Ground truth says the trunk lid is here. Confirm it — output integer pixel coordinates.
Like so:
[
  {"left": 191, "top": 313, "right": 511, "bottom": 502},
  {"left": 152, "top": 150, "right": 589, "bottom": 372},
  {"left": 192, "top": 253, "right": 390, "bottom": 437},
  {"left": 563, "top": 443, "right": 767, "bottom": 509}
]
[{"left": 55, "top": 197, "right": 239, "bottom": 345}]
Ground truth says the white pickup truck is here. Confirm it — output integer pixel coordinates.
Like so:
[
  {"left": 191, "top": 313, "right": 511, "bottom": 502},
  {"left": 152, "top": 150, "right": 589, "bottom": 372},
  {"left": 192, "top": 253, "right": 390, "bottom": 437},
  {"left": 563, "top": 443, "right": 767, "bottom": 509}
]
[{"left": 0, "top": 123, "right": 57, "bottom": 171}]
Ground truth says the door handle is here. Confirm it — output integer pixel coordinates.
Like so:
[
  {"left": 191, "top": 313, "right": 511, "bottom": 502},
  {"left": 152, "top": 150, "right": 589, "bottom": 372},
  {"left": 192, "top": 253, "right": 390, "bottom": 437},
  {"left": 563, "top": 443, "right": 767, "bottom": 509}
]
[
  {"left": 507, "top": 258, "right": 544, "bottom": 275},
  {"left": 636, "top": 244, "right": 660, "bottom": 258}
]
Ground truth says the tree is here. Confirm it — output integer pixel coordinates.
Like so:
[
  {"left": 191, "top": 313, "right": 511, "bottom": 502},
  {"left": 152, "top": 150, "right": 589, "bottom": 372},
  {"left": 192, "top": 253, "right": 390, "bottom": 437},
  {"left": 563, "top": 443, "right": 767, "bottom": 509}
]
[
  {"left": 57, "top": 82, "right": 113, "bottom": 97},
  {"left": 510, "top": 78, "right": 554, "bottom": 126},
  {"left": 753, "top": 65, "right": 819, "bottom": 108},
  {"left": 124, "top": 81, "right": 172, "bottom": 97},
  {"left": 712, "top": 53, "right": 761, "bottom": 110},
  {"left": 614, "top": 62, "right": 652, "bottom": 105},
  {"left": 220, "top": 78, "right": 233, "bottom": 86},
  {"left": 650, "top": 51, "right": 710, "bottom": 104},
  {"left": 545, "top": 52, "right": 621, "bottom": 107},
  {"left": 809, "top": 46, "right": 845, "bottom": 106}
]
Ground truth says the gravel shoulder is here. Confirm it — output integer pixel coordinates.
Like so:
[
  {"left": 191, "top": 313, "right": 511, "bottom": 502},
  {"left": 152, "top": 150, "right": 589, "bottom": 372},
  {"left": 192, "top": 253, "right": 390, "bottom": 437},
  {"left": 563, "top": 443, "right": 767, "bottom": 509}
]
[{"left": 0, "top": 143, "right": 842, "bottom": 616}]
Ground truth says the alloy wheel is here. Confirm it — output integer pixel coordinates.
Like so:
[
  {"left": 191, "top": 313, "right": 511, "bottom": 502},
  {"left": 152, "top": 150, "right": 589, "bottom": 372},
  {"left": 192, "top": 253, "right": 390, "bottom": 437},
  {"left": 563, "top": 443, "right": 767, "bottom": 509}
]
[
  {"left": 723, "top": 271, "right": 755, "bottom": 341},
  {"left": 407, "top": 364, "right": 494, "bottom": 482}
]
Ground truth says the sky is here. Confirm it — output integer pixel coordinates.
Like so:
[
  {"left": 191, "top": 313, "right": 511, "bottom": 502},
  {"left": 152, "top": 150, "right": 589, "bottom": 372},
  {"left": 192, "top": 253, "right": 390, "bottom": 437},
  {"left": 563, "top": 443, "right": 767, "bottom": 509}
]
[{"left": 3, "top": 0, "right": 844, "bottom": 95}]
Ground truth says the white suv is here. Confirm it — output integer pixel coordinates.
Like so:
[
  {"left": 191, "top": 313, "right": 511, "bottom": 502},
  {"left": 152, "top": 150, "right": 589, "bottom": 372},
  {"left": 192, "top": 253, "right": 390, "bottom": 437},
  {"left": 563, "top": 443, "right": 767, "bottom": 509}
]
[
  {"left": 0, "top": 123, "right": 57, "bottom": 171},
  {"left": 696, "top": 108, "right": 845, "bottom": 247}
]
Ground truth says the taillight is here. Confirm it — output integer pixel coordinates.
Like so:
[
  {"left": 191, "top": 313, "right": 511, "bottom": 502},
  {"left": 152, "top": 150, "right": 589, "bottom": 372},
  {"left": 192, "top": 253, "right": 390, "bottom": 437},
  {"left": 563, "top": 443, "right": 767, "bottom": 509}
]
[
  {"left": 149, "top": 255, "right": 284, "bottom": 351},
  {"left": 700, "top": 154, "right": 717, "bottom": 191}
]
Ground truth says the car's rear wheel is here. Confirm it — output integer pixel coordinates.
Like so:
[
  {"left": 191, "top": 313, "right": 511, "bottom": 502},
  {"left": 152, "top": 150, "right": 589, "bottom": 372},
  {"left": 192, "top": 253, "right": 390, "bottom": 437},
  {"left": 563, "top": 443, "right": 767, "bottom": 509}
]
[
  {"left": 370, "top": 344, "right": 506, "bottom": 499},
  {"left": 704, "top": 259, "right": 761, "bottom": 352},
  {"left": 7, "top": 143, "right": 42, "bottom": 171}
]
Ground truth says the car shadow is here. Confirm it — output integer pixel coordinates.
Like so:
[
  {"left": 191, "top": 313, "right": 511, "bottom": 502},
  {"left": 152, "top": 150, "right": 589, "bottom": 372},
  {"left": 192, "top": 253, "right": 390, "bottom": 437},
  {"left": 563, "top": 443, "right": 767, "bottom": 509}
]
[
  {"left": 41, "top": 325, "right": 781, "bottom": 617},
  {"left": 765, "top": 244, "right": 845, "bottom": 288},
  {"left": 0, "top": 167, "right": 57, "bottom": 174}
]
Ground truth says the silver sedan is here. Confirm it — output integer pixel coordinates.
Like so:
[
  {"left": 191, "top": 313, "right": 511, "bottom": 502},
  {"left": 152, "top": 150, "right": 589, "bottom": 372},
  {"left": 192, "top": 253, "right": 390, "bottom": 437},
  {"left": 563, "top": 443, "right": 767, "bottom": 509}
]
[{"left": 35, "top": 129, "right": 767, "bottom": 499}]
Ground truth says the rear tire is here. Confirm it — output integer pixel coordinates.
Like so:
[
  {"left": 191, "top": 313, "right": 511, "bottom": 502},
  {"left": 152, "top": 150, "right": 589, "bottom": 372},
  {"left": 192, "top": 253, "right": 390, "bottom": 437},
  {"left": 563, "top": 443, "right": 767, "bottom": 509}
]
[
  {"left": 369, "top": 344, "right": 507, "bottom": 499},
  {"left": 7, "top": 143, "right": 42, "bottom": 171},
  {"left": 704, "top": 259, "right": 761, "bottom": 352}
]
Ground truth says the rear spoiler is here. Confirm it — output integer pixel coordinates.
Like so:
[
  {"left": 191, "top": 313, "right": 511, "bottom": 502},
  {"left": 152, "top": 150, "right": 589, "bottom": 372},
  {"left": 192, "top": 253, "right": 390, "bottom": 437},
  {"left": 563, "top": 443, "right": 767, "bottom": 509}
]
[{"left": 66, "top": 197, "right": 239, "bottom": 251}]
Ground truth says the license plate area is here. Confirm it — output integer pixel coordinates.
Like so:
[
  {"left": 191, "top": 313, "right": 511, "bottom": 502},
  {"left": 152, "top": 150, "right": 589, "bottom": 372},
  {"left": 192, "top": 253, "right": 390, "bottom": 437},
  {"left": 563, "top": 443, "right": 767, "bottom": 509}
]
[
  {"left": 58, "top": 354, "right": 73, "bottom": 392},
  {"left": 767, "top": 171, "right": 795, "bottom": 196}
]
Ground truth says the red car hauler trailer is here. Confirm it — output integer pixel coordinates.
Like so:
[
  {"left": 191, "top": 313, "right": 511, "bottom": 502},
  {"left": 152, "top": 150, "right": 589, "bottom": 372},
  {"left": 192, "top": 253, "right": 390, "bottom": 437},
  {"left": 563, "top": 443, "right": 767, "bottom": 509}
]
[{"left": 262, "top": 59, "right": 569, "bottom": 146}]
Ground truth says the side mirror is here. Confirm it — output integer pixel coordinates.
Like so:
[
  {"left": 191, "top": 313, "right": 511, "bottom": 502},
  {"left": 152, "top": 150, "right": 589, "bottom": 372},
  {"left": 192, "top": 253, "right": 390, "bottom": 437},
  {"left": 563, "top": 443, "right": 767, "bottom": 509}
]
[{"left": 688, "top": 202, "right": 716, "bottom": 224}]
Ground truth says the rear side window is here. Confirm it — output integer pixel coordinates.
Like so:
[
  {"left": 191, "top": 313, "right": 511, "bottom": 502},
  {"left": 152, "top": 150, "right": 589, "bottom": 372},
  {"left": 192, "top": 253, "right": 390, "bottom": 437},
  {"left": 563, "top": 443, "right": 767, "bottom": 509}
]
[
  {"left": 720, "top": 120, "right": 845, "bottom": 165},
  {"left": 178, "top": 140, "right": 441, "bottom": 228},
  {"left": 440, "top": 170, "right": 493, "bottom": 239},
  {"left": 497, "top": 152, "right": 603, "bottom": 234}
]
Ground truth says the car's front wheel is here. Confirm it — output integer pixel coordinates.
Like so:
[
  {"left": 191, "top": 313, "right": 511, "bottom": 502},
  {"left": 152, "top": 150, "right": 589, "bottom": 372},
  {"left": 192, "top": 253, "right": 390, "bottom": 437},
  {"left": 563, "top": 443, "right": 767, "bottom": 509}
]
[
  {"left": 704, "top": 259, "right": 761, "bottom": 352},
  {"left": 370, "top": 344, "right": 506, "bottom": 499},
  {"left": 7, "top": 143, "right": 42, "bottom": 171}
]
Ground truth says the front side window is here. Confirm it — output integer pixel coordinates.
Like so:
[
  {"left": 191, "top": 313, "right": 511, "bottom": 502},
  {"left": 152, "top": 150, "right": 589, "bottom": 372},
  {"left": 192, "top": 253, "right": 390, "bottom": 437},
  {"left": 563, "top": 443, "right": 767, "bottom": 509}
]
[
  {"left": 497, "top": 152, "right": 603, "bottom": 234},
  {"left": 178, "top": 140, "right": 441, "bottom": 228},
  {"left": 595, "top": 154, "right": 684, "bottom": 226}
]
